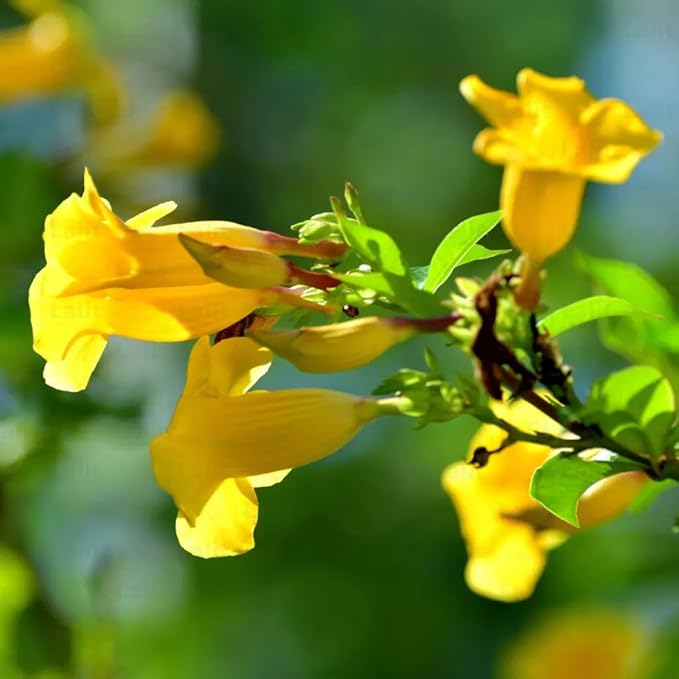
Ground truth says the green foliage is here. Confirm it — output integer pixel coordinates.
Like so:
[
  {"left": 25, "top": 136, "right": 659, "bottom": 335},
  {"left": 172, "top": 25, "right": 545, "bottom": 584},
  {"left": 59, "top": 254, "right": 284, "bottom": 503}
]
[
  {"left": 538, "top": 296, "right": 641, "bottom": 337},
  {"left": 411, "top": 245, "right": 509, "bottom": 290},
  {"left": 335, "top": 271, "right": 442, "bottom": 316},
  {"left": 530, "top": 453, "right": 644, "bottom": 526},
  {"left": 372, "top": 363, "right": 465, "bottom": 427},
  {"left": 330, "top": 202, "right": 444, "bottom": 316},
  {"left": 335, "top": 210, "right": 409, "bottom": 276},
  {"left": 423, "top": 211, "right": 502, "bottom": 292},
  {"left": 291, "top": 212, "right": 344, "bottom": 244},
  {"left": 629, "top": 478, "right": 678, "bottom": 513},
  {"left": 579, "top": 254, "right": 679, "bottom": 389},
  {"left": 583, "top": 366, "right": 676, "bottom": 462}
]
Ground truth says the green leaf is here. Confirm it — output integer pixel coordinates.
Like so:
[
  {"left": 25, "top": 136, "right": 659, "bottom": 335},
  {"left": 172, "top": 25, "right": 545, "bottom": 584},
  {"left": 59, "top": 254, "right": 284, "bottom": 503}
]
[
  {"left": 530, "top": 453, "right": 643, "bottom": 526},
  {"left": 458, "top": 244, "right": 511, "bottom": 267},
  {"left": 538, "top": 296, "right": 641, "bottom": 337},
  {"left": 629, "top": 478, "right": 678, "bottom": 513},
  {"left": 578, "top": 253, "right": 675, "bottom": 318},
  {"left": 410, "top": 246, "right": 509, "bottom": 290},
  {"left": 424, "top": 211, "right": 502, "bottom": 292},
  {"left": 337, "top": 214, "right": 408, "bottom": 276},
  {"left": 584, "top": 366, "right": 676, "bottom": 461},
  {"left": 336, "top": 271, "right": 442, "bottom": 317}
]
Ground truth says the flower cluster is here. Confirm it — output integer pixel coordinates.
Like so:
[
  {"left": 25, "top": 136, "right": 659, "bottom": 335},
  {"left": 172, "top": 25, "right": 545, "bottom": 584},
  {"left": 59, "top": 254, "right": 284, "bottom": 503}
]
[{"left": 29, "top": 68, "right": 669, "bottom": 604}]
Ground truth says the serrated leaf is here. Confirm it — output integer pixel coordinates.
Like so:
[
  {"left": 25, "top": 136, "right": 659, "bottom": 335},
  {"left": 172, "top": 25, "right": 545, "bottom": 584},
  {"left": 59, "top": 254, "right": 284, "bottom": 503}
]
[
  {"left": 337, "top": 215, "right": 408, "bottom": 276},
  {"left": 424, "top": 211, "right": 502, "bottom": 293},
  {"left": 530, "top": 453, "right": 643, "bottom": 526},
  {"left": 538, "top": 296, "right": 641, "bottom": 337},
  {"left": 584, "top": 365, "right": 676, "bottom": 461},
  {"left": 336, "top": 271, "right": 442, "bottom": 317}
]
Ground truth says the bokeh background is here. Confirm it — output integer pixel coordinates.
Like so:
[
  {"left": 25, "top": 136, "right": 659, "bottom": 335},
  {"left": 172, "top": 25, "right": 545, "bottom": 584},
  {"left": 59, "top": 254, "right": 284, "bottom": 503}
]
[{"left": 1, "top": 0, "right": 679, "bottom": 677}]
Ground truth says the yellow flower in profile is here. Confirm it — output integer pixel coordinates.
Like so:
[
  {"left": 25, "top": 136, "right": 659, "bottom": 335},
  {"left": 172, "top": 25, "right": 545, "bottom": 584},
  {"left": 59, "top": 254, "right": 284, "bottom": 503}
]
[
  {"left": 442, "top": 399, "right": 647, "bottom": 602},
  {"left": 29, "top": 170, "right": 343, "bottom": 392},
  {"left": 499, "top": 608, "right": 652, "bottom": 679},
  {"left": 460, "top": 68, "right": 661, "bottom": 308},
  {"left": 150, "top": 336, "right": 381, "bottom": 558},
  {"left": 1, "top": 2, "right": 123, "bottom": 123}
]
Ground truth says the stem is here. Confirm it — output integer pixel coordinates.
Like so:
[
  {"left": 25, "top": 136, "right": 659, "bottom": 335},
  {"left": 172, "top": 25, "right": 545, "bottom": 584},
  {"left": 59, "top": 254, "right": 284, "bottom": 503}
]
[
  {"left": 495, "top": 366, "right": 651, "bottom": 467},
  {"left": 390, "top": 312, "right": 463, "bottom": 333}
]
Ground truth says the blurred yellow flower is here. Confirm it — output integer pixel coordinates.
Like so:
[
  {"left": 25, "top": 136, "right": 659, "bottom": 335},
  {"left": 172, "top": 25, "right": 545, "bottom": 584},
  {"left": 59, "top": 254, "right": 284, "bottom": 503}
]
[
  {"left": 29, "top": 170, "right": 339, "bottom": 392},
  {"left": 89, "top": 90, "right": 221, "bottom": 170},
  {"left": 499, "top": 608, "right": 652, "bottom": 679},
  {"left": 441, "top": 399, "right": 647, "bottom": 602},
  {"left": 150, "top": 336, "right": 380, "bottom": 557},
  {"left": 1, "top": 1, "right": 123, "bottom": 123},
  {"left": 460, "top": 68, "right": 661, "bottom": 308}
]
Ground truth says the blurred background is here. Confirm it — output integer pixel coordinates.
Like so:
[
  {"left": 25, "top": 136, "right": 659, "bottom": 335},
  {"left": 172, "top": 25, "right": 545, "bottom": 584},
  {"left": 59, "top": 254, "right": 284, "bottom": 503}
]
[{"left": 1, "top": 0, "right": 678, "bottom": 676}]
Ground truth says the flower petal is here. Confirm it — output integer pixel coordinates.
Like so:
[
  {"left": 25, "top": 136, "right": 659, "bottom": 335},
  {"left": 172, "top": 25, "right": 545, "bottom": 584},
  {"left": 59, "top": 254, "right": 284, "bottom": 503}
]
[
  {"left": 42, "top": 332, "right": 108, "bottom": 392},
  {"left": 151, "top": 389, "right": 376, "bottom": 521},
  {"left": 248, "top": 469, "right": 291, "bottom": 488},
  {"left": 465, "top": 525, "right": 547, "bottom": 602},
  {"left": 175, "top": 477, "right": 258, "bottom": 558},
  {"left": 207, "top": 337, "right": 273, "bottom": 397},
  {"left": 500, "top": 164, "right": 586, "bottom": 263},
  {"left": 580, "top": 98, "right": 662, "bottom": 183},
  {"left": 472, "top": 129, "right": 521, "bottom": 166},
  {"left": 460, "top": 74, "right": 523, "bottom": 128},
  {"left": 517, "top": 68, "right": 594, "bottom": 118},
  {"left": 125, "top": 201, "right": 178, "bottom": 230}
]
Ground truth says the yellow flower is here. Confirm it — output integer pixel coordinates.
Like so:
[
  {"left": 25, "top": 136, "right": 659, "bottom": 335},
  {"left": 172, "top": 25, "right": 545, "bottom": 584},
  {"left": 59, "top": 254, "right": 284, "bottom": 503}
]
[
  {"left": 499, "top": 608, "right": 652, "bottom": 679},
  {"left": 460, "top": 68, "right": 661, "bottom": 308},
  {"left": 248, "top": 313, "right": 460, "bottom": 373},
  {"left": 89, "top": 90, "right": 221, "bottom": 170},
  {"left": 1, "top": 3, "right": 123, "bottom": 124},
  {"left": 150, "top": 336, "right": 380, "bottom": 557},
  {"left": 29, "top": 170, "right": 342, "bottom": 392},
  {"left": 441, "top": 399, "right": 647, "bottom": 602}
]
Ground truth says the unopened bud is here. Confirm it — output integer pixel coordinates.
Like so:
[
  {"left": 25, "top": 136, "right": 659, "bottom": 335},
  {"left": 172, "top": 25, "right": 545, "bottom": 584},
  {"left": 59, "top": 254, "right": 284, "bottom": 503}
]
[
  {"left": 248, "top": 313, "right": 460, "bottom": 373},
  {"left": 180, "top": 234, "right": 289, "bottom": 288}
]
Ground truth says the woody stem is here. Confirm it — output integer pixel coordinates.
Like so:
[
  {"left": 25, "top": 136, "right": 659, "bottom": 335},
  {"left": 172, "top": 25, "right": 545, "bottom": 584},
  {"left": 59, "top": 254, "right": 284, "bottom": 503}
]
[{"left": 495, "top": 366, "right": 651, "bottom": 468}]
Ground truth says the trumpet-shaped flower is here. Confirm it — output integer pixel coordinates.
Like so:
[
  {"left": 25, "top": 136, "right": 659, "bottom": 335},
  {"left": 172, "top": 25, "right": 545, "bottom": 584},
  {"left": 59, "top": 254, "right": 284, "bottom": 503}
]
[
  {"left": 460, "top": 68, "right": 661, "bottom": 308},
  {"left": 442, "top": 399, "right": 647, "bottom": 602},
  {"left": 150, "top": 336, "right": 381, "bottom": 557},
  {"left": 248, "top": 313, "right": 460, "bottom": 373},
  {"left": 29, "top": 170, "right": 343, "bottom": 392}
]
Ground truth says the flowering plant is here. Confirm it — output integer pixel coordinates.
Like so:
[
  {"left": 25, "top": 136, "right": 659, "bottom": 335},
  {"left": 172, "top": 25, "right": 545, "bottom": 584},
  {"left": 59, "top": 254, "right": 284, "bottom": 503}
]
[{"left": 29, "top": 69, "right": 676, "bottom": 603}]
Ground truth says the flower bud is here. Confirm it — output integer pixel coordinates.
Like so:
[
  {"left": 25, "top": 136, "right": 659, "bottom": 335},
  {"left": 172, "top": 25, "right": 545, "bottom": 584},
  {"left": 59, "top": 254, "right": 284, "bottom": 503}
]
[
  {"left": 248, "top": 313, "right": 460, "bottom": 373},
  {"left": 179, "top": 234, "right": 290, "bottom": 288}
]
